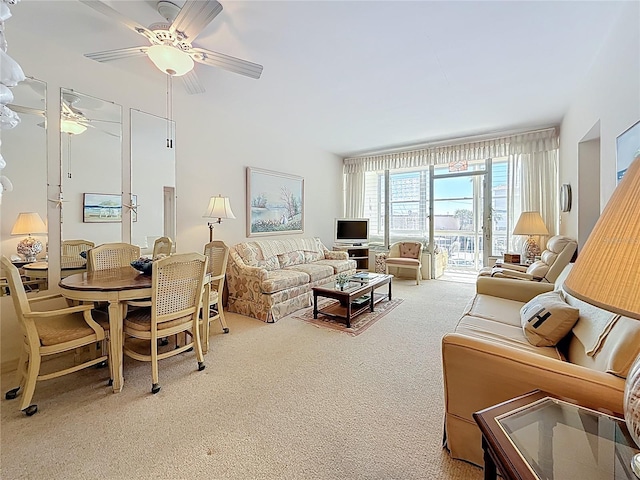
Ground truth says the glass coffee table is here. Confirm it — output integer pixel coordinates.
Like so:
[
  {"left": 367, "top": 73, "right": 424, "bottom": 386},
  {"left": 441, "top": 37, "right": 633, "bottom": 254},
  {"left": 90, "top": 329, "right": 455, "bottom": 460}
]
[
  {"left": 312, "top": 273, "right": 392, "bottom": 328},
  {"left": 473, "top": 390, "right": 640, "bottom": 480}
]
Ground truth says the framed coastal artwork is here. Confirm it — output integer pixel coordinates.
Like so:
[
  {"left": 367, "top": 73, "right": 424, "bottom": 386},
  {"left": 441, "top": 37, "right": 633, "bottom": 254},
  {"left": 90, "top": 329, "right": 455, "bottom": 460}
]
[
  {"left": 246, "top": 167, "right": 304, "bottom": 237},
  {"left": 616, "top": 120, "right": 640, "bottom": 184},
  {"left": 83, "top": 193, "right": 122, "bottom": 223}
]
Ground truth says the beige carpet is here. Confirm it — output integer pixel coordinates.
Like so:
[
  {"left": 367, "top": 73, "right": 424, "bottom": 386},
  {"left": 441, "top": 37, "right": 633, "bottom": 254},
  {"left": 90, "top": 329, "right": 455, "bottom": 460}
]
[{"left": 0, "top": 278, "right": 481, "bottom": 480}]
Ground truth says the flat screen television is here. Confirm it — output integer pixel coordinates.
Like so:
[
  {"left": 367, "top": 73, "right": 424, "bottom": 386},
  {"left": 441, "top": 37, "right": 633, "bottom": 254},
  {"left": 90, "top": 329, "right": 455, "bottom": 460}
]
[{"left": 335, "top": 218, "right": 369, "bottom": 245}]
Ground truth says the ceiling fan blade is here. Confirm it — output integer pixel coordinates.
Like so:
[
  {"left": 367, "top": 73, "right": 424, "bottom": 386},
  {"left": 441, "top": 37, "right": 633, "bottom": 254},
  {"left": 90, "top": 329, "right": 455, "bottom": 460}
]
[
  {"left": 170, "top": 0, "right": 223, "bottom": 43},
  {"left": 85, "top": 46, "right": 149, "bottom": 63},
  {"left": 78, "top": 0, "right": 154, "bottom": 39},
  {"left": 7, "top": 104, "right": 44, "bottom": 117},
  {"left": 191, "top": 47, "right": 263, "bottom": 79},
  {"left": 181, "top": 70, "right": 206, "bottom": 95}
]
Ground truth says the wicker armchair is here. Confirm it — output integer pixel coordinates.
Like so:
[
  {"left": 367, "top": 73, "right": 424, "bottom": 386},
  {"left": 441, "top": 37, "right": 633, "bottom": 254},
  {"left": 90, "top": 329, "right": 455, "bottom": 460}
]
[
  {"left": 1, "top": 256, "right": 108, "bottom": 416},
  {"left": 122, "top": 252, "right": 208, "bottom": 394},
  {"left": 202, "top": 241, "right": 230, "bottom": 353}
]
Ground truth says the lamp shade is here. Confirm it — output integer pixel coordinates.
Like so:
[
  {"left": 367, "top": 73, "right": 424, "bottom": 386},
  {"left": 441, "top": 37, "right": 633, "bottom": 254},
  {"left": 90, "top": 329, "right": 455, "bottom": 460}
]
[
  {"left": 512, "top": 211, "right": 549, "bottom": 236},
  {"left": 147, "top": 45, "right": 194, "bottom": 77},
  {"left": 203, "top": 195, "right": 236, "bottom": 220},
  {"left": 564, "top": 156, "right": 640, "bottom": 319},
  {"left": 11, "top": 212, "right": 47, "bottom": 235}
]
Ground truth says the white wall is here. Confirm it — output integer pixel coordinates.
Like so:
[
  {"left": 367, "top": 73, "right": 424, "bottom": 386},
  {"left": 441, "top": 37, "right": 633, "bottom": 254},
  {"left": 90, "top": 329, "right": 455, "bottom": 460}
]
[
  {"left": 0, "top": 20, "right": 342, "bottom": 368},
  {"left": 559, "top": 1, "right": 640, "bottom": 241}
]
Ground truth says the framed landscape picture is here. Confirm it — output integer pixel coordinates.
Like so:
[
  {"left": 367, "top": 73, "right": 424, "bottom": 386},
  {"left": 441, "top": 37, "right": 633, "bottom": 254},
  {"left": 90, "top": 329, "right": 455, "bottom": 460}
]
[
  {"left": 246, "top": 167, "right": 304, "bottom": 237},
  {"left": 83, "top": 193, "right": 123, "bottom": 223},
  {"left": 616, "top": 120, "right": 640, "bottom": 184}
]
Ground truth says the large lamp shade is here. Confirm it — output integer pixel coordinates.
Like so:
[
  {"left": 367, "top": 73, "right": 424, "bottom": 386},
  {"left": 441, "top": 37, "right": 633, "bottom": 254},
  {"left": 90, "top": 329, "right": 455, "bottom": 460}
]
[
  {"left": 564, "top": 154, "right": 640, "bottom": 476},
  {"left": 512, "top": 211, "right": 549, "bottom": 262}
]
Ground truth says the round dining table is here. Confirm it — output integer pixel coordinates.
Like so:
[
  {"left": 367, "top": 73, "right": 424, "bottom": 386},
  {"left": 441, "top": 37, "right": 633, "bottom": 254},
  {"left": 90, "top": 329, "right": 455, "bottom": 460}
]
[{"left": 59, "top": 266, "right": 151, "bottom": 393}]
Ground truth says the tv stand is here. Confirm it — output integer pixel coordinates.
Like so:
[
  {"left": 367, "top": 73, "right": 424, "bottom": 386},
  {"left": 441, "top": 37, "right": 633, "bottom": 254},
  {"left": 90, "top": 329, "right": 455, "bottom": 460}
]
[{"left": 333, "top": 244, "right": 369, "bottom": 271}]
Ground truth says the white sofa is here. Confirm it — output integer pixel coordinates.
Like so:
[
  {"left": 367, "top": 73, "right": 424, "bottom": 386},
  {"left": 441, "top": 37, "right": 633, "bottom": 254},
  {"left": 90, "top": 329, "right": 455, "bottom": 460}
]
[
  {"left": 226, "top": 237, "right": 356, "bottom": 322},
  {"left": 442, "top": 264, "right": 640, "bottom": 467}
]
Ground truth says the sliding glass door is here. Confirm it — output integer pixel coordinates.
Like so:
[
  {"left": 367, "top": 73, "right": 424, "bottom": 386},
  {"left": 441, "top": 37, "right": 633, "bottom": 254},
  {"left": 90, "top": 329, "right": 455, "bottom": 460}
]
[{"left": 431, "top": 163, "right": 488, "bottom": 271}]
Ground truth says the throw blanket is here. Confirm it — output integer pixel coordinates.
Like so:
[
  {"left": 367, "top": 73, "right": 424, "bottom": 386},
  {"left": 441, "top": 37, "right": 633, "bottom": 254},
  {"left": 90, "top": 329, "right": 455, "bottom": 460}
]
[
  {"left": 563, "top": 288, "right": 620, "bottom": 356},
  {"left": 255, "top": 238, "right": 321, "bottom": 260}
]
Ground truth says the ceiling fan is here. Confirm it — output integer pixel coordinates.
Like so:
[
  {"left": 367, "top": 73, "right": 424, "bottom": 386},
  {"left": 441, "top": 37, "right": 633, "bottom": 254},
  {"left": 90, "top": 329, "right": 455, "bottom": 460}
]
[{"left": 79, "top": 0, "right": 263, "bottom": 94}]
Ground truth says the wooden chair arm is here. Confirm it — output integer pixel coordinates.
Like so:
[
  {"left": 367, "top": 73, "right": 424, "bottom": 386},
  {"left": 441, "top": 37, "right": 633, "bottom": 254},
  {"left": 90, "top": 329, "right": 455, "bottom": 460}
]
[{"left": 24, "top": 303, "right": 94, "bottom": 319}]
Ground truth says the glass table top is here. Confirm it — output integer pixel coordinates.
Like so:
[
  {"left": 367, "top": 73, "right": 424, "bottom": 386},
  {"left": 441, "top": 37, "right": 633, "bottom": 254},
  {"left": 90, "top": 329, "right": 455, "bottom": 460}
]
[{"left": 497, "top": 397, "right": 639, "bottom": 480}]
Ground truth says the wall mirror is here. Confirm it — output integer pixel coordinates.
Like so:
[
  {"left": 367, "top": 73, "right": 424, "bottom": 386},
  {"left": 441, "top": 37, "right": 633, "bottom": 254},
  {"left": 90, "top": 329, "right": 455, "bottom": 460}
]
[
  {"left": 60, "top": 88, "right": 122, "bottom": 267},
  {"left": 130, "top": 109, "right": 176, "bottom": 255},
  {"left": 1, "top": 77, "right": 48, "bottom": 294}
]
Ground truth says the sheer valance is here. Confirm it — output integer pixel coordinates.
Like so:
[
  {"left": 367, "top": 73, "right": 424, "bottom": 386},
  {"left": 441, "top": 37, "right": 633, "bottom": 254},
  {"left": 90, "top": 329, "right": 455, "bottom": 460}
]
[{"left": 343, "top": 128, "right": 558, "bottom": 173}]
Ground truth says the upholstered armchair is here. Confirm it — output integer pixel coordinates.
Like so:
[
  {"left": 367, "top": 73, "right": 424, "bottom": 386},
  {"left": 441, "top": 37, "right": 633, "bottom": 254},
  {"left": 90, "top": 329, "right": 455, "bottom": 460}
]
[
  {"left": 385, "top": 241, "right": 423, "bottom": 285},
  {"left": 479, "top": 235, "right": 577, "bottom": 284}
]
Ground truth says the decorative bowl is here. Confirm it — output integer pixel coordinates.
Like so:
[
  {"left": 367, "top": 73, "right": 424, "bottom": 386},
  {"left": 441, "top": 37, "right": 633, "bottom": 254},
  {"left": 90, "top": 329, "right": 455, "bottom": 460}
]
[{"left": 131, "top": 258, "right": 153, "bottom": 275}]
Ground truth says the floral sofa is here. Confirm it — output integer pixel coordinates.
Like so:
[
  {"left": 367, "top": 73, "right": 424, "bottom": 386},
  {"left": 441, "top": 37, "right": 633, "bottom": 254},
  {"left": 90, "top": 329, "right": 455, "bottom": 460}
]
[{"left": 226, "top": 237, "right": 357, "bottom": 322}]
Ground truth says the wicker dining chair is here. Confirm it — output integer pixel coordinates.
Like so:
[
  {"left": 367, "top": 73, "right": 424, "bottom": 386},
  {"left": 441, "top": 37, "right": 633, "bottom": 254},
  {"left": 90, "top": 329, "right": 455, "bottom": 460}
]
[
  {"left": 1, "top": 256, "right": 108, "bottom": 416},
  {"left": 152, "top": 237, "right": 173, "bottom": 258},
  {"left": 202, "top": 241, "right": 230, "bottom": 353},
  {"left": 122, "top": 252, "right": 208, "bottom": 394},
  {"left": 62, "top": 239, "right": 95, "bottom": 258},
  {"left": 87, "top": 243, "right": 141, "bottom": 272}
]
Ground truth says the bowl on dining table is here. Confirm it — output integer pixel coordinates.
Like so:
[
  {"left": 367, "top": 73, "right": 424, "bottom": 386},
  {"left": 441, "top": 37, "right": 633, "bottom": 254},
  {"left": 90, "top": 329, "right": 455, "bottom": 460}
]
[{"left": 130, "top": 258, "right": 153, "bottom": 275}]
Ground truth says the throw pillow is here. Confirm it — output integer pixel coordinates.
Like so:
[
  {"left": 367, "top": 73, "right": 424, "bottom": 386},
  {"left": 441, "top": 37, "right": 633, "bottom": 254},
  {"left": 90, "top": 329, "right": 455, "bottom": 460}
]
[
  {"left": 277, "top": 250, "right": 305, "bottom": 268},
  {"left": 304, "top": 250, "right": 324, "bottom": 262},
  {"left": 520, "top": 290, "right": 580, "bottom": 347}
]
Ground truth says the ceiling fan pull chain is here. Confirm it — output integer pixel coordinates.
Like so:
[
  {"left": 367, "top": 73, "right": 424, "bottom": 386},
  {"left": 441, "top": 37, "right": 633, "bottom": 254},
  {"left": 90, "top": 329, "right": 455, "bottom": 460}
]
[
  {"left": 67, "top": 134, "right": 72, "bottom": 178},
  {"left": 166, "top": 74, "right": 174, "bottom": 149}
]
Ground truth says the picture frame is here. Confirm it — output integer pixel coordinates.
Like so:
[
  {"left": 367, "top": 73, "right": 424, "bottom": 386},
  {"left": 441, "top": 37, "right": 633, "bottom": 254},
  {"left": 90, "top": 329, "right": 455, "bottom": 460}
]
[
  {"left": 616, "top": 119, "right": 640, "bottom": 184},
  {"left": 246, "top": 167, "right": 304, "bottom": 237},
  {"left": 83, "top": 193, "right": 123, "bottom": 223}
]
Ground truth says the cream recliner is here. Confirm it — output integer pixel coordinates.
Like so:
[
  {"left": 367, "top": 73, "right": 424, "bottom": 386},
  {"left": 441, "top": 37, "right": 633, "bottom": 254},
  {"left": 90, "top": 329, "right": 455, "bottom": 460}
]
[{"left": 479, "top": 235, "right": 577, "bottom": 283}]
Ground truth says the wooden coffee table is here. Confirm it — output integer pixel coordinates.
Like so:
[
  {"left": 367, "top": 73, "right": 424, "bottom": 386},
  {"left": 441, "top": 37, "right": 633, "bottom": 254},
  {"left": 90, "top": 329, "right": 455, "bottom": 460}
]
[{"left": 312, "top": 273, "right": 392, "bottom": 328}]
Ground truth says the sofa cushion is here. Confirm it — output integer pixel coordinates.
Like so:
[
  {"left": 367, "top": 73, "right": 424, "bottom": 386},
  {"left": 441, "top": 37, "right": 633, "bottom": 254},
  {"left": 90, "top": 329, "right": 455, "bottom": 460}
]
[
  {"left": 304, "top": 250, "right": 324, "bottom": 263},
  {"left": 462, "top": 294, "right": 524, "bottom": 327},
  {"left": 285, "top": 263, "right": 334, "bottom": 282},
  {"left": 566, "top": 315, "right": 640, "bottom": 378},
  {"left": 261, "top": 269, "right": 310, "bottom": 294},
  {"left": 313, "top": 258, "right": 356, "bottom": 274},
  {"left": 520, "top": 291, "right": 579, "bottom": 347},
  {"left": 277, "top": 250, "right": 306, "bottom": 268},
  {"left": 455, "top": 315, "right": 563, "bottom": 360}
]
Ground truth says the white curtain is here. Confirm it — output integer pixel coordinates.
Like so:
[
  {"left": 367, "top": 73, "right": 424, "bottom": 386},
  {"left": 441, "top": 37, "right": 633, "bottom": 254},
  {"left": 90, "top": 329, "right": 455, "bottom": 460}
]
[{"left": 343, "top": 170, "right": 365, "bottom": 218}]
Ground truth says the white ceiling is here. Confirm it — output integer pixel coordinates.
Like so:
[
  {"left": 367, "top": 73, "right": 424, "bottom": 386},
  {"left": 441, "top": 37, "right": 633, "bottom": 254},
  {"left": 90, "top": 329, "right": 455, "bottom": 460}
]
[{"left": 9, "top": 0, "right": 625, "bottom": 157}]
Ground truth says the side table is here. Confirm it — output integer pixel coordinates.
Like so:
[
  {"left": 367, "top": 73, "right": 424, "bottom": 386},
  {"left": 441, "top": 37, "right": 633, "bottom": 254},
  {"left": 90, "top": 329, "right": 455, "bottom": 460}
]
[{"left": 473, "top": 390, "right": 639, "bottom": 480}]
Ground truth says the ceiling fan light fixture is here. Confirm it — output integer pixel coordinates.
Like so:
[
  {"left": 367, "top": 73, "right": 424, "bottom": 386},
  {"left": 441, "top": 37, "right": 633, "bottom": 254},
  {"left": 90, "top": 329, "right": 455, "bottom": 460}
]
[
  {"left": 61, "top": 119, "right": 87, "bottom": 135},
  {"left": 147, "top": 44, "right": 194, "bottom": 76}
]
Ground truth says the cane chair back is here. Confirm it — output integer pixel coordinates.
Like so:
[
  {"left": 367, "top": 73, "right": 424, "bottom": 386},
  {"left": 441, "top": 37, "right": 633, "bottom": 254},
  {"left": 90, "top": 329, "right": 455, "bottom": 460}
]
[
  {"left": 123, "top": 252, "right": 208, "bottom": 393},
  {"left": 88, "top": 243, "right": 141, "bottom": 272},
  {"left": 152, "top": 237, "right": 173, "bottom": 258},
  {"left": 62, "top": 239, "right": 95, "bottom": 257},
  {"left": 1, "top": 256, "right": 108, "bottom": 416},
  {"left": 202, "top": 241, "right": 230, "bottom": 349}
]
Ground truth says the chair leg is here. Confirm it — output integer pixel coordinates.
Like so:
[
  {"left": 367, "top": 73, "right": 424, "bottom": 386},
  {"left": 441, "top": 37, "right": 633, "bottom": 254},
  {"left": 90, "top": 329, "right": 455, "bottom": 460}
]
[
  {"left": 193, "top": 321, "right": 206, "bottom": 372},
  {"left": 151, "top": 334, "right": 160, "bottom": 394},
  {"left": 19, "top": 353, "right": 40, "bottom": 414},
  {"left": 218, "top": 304, "right": 229, "bottom": 334},
  {"left": 416, "top": 267, "right": 420, "bottom": 285},
  {"left": 5, "top": 348, "right": 28, "bottom": 400}
]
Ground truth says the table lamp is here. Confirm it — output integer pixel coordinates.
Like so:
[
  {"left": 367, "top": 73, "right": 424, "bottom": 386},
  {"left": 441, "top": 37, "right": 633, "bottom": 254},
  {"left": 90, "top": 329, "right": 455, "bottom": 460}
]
[
  {"left": 563, "top": 153, "right": 640, "bottom": 477},
  {"left": 203, "top": 195, "right": 235, "bottom": 242},
  {"left": 11, "top": 212, "right": 47, "bottom": 262},
  {"left": 512, "top": 211, "right": 549, "bottom": 263}
]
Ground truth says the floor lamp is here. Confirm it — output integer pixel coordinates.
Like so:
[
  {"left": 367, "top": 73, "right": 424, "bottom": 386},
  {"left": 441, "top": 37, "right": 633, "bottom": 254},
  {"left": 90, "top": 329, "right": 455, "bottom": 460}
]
[
  {"left": 564, "top": 154, "right": 640, "bottom": 476},
  {"left": 203, "top": 195, "right": 235, "bottom": 242}
]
